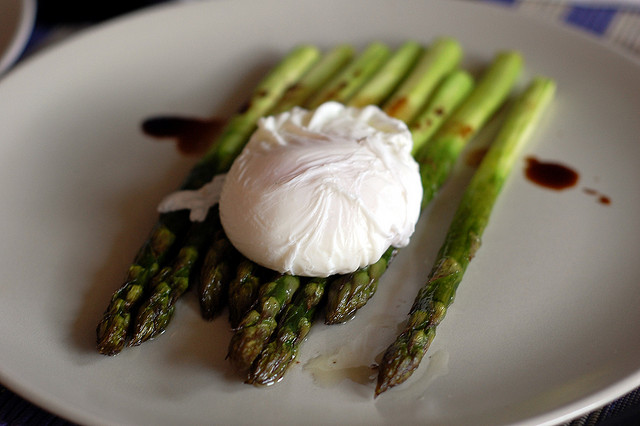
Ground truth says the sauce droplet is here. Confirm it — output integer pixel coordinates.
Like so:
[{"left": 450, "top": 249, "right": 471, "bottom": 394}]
[
  {"left": 524, "top": 156, "right": 579, "bottom": 190},
  {"left": 584, "top": 188, "right": 612, "bottom": 206},
  {"left": 141, "top": 116, "right": 226, "bottom": 156}
]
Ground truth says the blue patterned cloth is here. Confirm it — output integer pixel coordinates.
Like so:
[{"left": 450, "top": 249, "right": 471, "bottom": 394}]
[
  {"left": 1, "top": 1, "right": 639, "bottom": 425},
  {"left": 483, "top": 0, "right": 640, "bottom": 56}
]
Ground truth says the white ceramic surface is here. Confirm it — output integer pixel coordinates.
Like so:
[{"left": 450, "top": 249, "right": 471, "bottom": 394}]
[{"left": 0, "top": 1, "right": 639, "bottom": 425}]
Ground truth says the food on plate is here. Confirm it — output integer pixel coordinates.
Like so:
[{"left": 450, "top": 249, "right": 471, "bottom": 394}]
[
  {"left": 94, "top": 39, "right": 553, "bottom": 394},
  {"left": 409, "top": 69, "right": 474, "bottom": 156},
  {"left": 247, "top": 275, "right": 328, "bottom": 385},
  {"left": 196, "top": 44, "right": 356, "bottom": 321},
  {"left": 306, "top": 42, "right": 391, "bottom": 109},
  {"left": 128, "top": 207, "right": 221, "bottom": 346},
  {"left": 218, "top": 101, "right": 423, "bottom": 278},
  {"left": 225, "top": 39, "right": 468, "bottom": 375},
  {"left": 380, "top": 37, "right": 462, "bottom": 123},
  {"left": 324, "top": 51, "right": 522, "bottom": 325},
  {"left": 96, "top": 45, "right": 321, "bottom": 355},
  {"left": 376, "top": 77, "right": 555, "bottom": 396},
  {"left": 244, "top": 50, "right": 524, "bottom": 386}
]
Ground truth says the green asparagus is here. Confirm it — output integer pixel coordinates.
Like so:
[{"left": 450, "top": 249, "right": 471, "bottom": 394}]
[
  {"left": 383, "top": 37, "right": 462, "bottom": 123},
  {"left": 324, "top": 51, "right": 522, "bottom": 324},
  {"left": 376, "top": 77, "right": 556, "bottom": 396},
  {"left": 270, "top": 44, "right": 355, "bottom": 114},
  {"left": 228, "top": 274, "right": 301, "bottom": 372},
  {"left": 347, "top": 41, "right": 422, "bottom": 108},
  {"left": 226, "top": 42, "right": 395, "bottom": 371},
  {"left": 96, "top": 45, "right": 320, "bottom": 355},
  {"left": 248, "top": 277, "right": 328, "bottom": 386},
  {"left": 197, "top": 230, "right": 238, "bottom": 320},
  {"left": 410, "top": 70, "right": 474, "bottom": 156},
  {"left": 306, "top": 42, "right": 391, "bottom": 108},
  {"left": 417, "top": 51, "right": 523, "bottom": 207},
  {"left": 96, "top": 211, "right": 187, "bottom": 355},
  {"left": 128, "top": 208, "right": 220, "bottom": 345},
  {"left": 325, "top": 247, "right": 397, "bottom": 324},
  {"left": 227, "top": 260, "right": 265, "bottom": 328}
]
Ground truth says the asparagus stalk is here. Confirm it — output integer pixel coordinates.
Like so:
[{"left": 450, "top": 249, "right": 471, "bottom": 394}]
[
  {"left": 376, "top": 77, "right": 556, "bottom": 396},
  {"left": 270, "top": 44, "right": 355, "bottom": 114},
  {"left": 306, "top": 42, "right": 391, "bottom": 108},
  {"left": 196, "top": 45, "right": 355, "bottom": 320},
  {"left": 417, "top": 51, "right": 523, "bottom": 207},
  {"left": 228, "top": 274, "right": 301, "bottom": 372},
  {"left": 96, "top": 212, "right": 186, "bottom": 355},
  {"left": 96, "top": 45, "right": 320, "bottom": 355},
  {"left": 325, "top": 247, "right": 397, "bottom": 324},
  {"left": 228, "top": 260, "right": 265, "bottom": 328},
  {"left": 197, "top": 230, "right": 238, "bottom": 320},
  {"left": 248, "top": 277, "right": 328, "bottom": 386},
  {"left": 128, "top": 208, "right": 220, "bottom": 345},
  {"left": 347, "top": 41, "right": 422, "bottom": 108},
  {"left": 383, "top": 37, "right": 462, "bottom": 123},
  {"left": 324, "top": 51, "right": 522, "bottom": 324},
  {"left": 192, "top": 46, "right": 321, "bottom": 180},
  {"left": 410, "top": 70, "right": 474, "bottom": 156}
]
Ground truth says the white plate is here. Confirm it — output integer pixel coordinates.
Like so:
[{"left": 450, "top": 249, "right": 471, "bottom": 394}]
[
  {"left": 0, "top": 0, "right": 36, "bottom": 76},
  {"left": 1, "top": 1, "right": 639, "bottom": 425}
]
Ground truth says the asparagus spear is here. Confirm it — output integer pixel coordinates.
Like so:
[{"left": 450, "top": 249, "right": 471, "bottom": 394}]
[
  {"left": 227, "top": 260, "right": 265, "bottom": 328},
  {"left": 409, "top": 69, "right": 474, "bottom": 156},
  {"left": 383, "top": 37, "right": 462, "bottom": 123},
  {"left": 376, "top": 77, "right": 556, "bottom": 396},
  {"left": 96, "top": 45, "right": 320, "bottom": 355},
  {"left": 128, "top": 208, "right": 220, "bottom": 345},
  {"left": 247, "top": 277, "right": 328, "bottom": 386},
  {"left": 197, "top": 230, "right": 238, "bottom": 320},
  {"left": 196, "top": 45, "right": 355, "bottom": 321},
  {"left": 96, "top": 212, "right": 187, "bottom": 355},
  {"left": 192, "top": 45, "right": 321, "bottom": 179},
  {"left": 324, "top": 51, "right": 522, "bottom": 324},
  {"left": 270, "top": 44, "right": 355, "bottom": 114},
  {"left": 325, "top": 247, "right": 397, "bottom": 324},
  {"left": 306, "top": 42, "right": 391, "bottom": 108},
  {"left": 347, "top": 41, "right": 422, "bottom": 108},
  {"left": 417, "top": 51, "right": 523, "bottom": 207},
  {"left": 228, "top": 274, "right": 301, "bottom": 372}
]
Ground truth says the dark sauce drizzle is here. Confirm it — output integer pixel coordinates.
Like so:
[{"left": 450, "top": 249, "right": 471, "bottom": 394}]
[
  {"left": 583, "top": 188, "right": 611, "bottom": 205},
  {"left": 141, "top": 115, "right": 226, "bottom": 156},
  {"left": 524, "top": 156, "right": 579, "bottom": 190},
  {"left": 524, "top": 156, "right": 610, "bottom": 205}
]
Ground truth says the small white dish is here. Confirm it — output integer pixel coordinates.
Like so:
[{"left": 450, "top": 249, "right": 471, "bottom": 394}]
[{"left": 0, "top": 0, "right": 36, "bottom": 76}]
